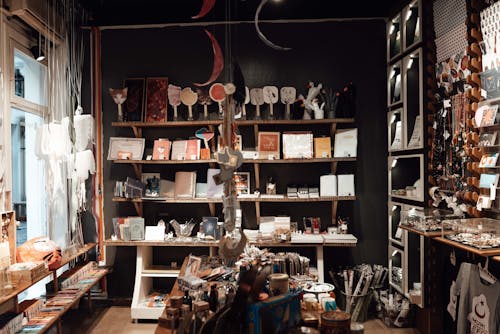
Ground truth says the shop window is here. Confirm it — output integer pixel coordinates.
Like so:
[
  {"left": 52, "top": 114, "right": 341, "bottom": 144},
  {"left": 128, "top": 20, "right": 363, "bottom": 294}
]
[{"left": 13, "top": 49, "right": 47, "bottom": 106}]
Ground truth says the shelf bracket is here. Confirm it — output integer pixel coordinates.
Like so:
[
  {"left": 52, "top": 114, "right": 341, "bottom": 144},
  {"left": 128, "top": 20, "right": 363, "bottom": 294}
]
[
  {"left": 330, "top": 123, "right": 338, "bottom": 138},
  {"left": 133, "top": 202, "right": 143, "bottom": 216},
  {"left": 331, "top": 200, "right": 338, "bottom": 224},
  {"left": 132, "top": 163, "right": 141, "bottom": 179},
  {"left": 255, "top": 201, "right": 261, "bottom": 225},
  {"left": 254, "top": 163, "right": 260, "bottom": 190},
  {"left": 331, "top": 161, "right": 338, "bottom": 175},
  {"left": 131, "top": 126, "right": 142, "bottom": 138},
  {"left": 208, "top": 202, "right": 216, "bottom": 217}
]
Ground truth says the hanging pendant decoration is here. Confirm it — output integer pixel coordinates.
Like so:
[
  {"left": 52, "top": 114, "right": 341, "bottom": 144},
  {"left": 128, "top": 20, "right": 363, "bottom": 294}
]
[
  {"left": 255, "top": 0, "right": 292, "bottom": 51},
  {"left": 192, "top": 0, "right": 217, "bottom": 19},
  {"left": 194, "top": 30, "right": 224, "bottom": 87}
]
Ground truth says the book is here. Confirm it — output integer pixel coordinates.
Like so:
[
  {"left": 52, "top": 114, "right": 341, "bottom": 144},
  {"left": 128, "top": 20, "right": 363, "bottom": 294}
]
[
  {"left": 479, "top": 173, "right": 499, "bottom": 189},
  {"left": 334, "top": 129, "right": 357, "bottom": 158},
  {"left": 479, "top": 153, "right": 499, "bottom": 168},
  {"left": 185, "top": 139, "right": 201, "bottom": 160},
  {"left": 174, "top": 171, "right": 196, "bottom": 198},
  {"left": 257, "top": 132, "right": 280, "bottom": 159},
  {"left": 390, "top": 121, "right": 402, "bottom": 150},
  {"left": 314, "top": 137, "right": 331, "bottom": 158},
  {"left": 171, "top": 140, "right": 187, "bottom": 160},
  {"left": 407, "top": 116, "right": 422, "bottom": 148},
  {"left": 207, "top": 169, "right": 224, "bottom": 198},
  {"left": 160, "top": 179, "right": 175, "bottom": 198},
  {"left": 195, "top": 183, "right": 208, "bottom": 198},
  {"left": 152, "top": 139, "right": 171, "bottom": 160},
  {"left": 126, "top": 217, "right": 145, "bottom": 241}
]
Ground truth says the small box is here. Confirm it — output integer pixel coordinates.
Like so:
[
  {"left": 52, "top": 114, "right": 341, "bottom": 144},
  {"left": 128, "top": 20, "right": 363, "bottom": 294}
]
[
  {"left": 200, "top": 148, "right": 211, "bottom": 160},
  {"left": 320, "top": 175, "right": 337, "bottom": 197},
  {"left": 193, "top": 301, "right": 209, "bottom": 312},
  {"left": 9, "top": 262, "right": 46, "bottom": 285},
  {"left": 170, "top": 295, "right": 183, "bottom": 308}
]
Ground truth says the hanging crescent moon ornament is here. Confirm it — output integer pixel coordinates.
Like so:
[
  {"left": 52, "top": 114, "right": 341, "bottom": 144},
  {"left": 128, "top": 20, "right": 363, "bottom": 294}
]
[
  {"left": 192, "top": 0, "right": 216, "bottom": 19},
  {"left": 255, "top": 0, "right": 291, "bottom": 51},
  {"left": 194, "top": 30, "right": 224, "bottom": 87}
]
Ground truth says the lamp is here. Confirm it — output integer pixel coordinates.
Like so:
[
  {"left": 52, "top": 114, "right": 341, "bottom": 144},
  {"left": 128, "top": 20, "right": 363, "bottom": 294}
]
[{"left": 30, "top": 33, "right": 45, "bottom": 62}]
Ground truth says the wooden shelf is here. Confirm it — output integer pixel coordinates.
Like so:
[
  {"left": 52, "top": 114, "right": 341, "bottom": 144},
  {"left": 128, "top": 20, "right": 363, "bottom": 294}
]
[
  {"left": 114, "top": 159, "right": 216, "bottom": 164},
  {"left": 20, "top": 268, "right": 108, "bottom": 334},
  {"left": 434, "top": 237, "right": 500, "bottom": 257},
  {"left": 389, "top": 194, "right": 424, "bottom": 202},
  {"left": 104, "top": 239, "right": 356, "bottom": 247},
  {"left": 111, "top": 118, "right": 355, "bottom": 128},
  {"left": 113, "top": 157, "right": 355, "bottom": 165},
  {"left": 112, "top": 196, "right": 356, "bottom": 204},
  {"left": 104, "top": 239, "right": 220, "bottom": 247},
  {"left": 399, "top": 225, "right": 443, "bottom": 238},
  {"left": 0, "top": 243, "right": 96, "bottom": 308}
]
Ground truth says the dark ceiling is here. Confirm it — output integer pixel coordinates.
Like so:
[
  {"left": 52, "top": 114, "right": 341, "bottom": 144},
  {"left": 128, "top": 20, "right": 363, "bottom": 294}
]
[{"left": 80, "top": 0, "right": 406, "bottom": 26}]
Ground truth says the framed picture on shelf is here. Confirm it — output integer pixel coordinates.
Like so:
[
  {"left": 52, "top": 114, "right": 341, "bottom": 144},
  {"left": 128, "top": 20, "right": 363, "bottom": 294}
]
[
  {"left": 282, "top": 132, "right": 313, "bottom": 159},
  {"left": 234, "top": 172, "right": 250, "bottom": 195},
  {"left": 141, "top": 173, "right": 161, "bottom": 197},
  {"left": 107, "top": 137, "right": 145, "bottom": 160},
  {"left": 257, "top": 131, "right": 280, "bottom": 159},
  {"left": 478, "top": 132, "right": 497, "bottom": 147},
  {"left": 185, "top": 255, "right": 201, "bottom": 276},
  {"left": 145, "top": 77, "right": 168, "bottom": 122},
  {"left": 123, "top": 78, "right": 145, "bottom": 121},
  {"left": 153, "top": 139, "right": 171, "bottom": 160}
]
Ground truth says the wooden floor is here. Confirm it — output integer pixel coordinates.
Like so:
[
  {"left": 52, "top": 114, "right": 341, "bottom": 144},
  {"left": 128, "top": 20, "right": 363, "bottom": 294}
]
[{"left": 61, "top": 304, "right": 419, "bottom": 333}]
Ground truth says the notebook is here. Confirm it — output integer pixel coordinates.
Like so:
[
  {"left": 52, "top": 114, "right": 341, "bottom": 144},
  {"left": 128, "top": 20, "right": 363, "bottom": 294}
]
[{"left": 174, "top": 171, "right": 197, "bottom": 198}]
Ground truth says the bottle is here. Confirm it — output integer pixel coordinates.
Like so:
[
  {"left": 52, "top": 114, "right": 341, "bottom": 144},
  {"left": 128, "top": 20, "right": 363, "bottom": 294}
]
[
  {"left": 209, "top": 284, "right": 218, "bottom": 312},
  {"left": 201, "top": 290, "right": 210, "bottom": 302},
  {"left": 182, "top": 290, "right": 192, "bottom": 311},
  {"left": 14, "top": 68, "right": 25, "bottom": 98}
]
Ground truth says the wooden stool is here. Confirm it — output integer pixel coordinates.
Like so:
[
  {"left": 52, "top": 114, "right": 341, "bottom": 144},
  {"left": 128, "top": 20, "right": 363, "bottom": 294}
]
[{"left": 320, "top": 311, "right": 351, "bottom": 334}]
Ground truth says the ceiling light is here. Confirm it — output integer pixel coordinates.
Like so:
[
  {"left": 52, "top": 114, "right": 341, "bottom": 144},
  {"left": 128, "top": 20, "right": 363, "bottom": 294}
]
[{"left": 391, "top": 159, "right": 398, "bottom": 168}]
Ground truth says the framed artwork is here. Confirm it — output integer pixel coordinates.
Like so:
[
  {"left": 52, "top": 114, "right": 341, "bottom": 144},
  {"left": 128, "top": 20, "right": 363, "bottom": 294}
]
[
  {"left": 123, "top": 78, "right": 145, "bottom": 121},
  {"left": 145, "top": 77, "right": 168, "bottom": 122},
  {"left": 234, "top": 172, "right": 250, "bottom": 195},
  {"left": 107, "top": 137, "right": 145, "bottom": 160},
  {"left": 185, "top": 255, "right": 201, "bottom": 276},
  {"left": 141, "top": 173, "right": 161, "bottom": 197},
  {"left": 282, "top": 132, "right": 313, "bottom": 159},
  {"left": 257, "top": 131, "right": 280, "bottom": 159}
]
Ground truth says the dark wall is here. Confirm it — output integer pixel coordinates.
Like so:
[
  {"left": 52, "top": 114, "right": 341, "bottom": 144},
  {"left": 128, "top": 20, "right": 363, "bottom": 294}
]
[{"left": 95, "top": 20, "right": 388, "bottom": 297}]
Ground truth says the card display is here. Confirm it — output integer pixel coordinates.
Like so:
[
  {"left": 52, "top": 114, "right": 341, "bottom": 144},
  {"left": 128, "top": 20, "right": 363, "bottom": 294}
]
[
  {"left": 478, "top": 132, "right": 497, "bottom": 147},
  {"left": 107, "top": 137, "right": 145, "bottom": 160},
  {"left": 479, "top": 173, "right": 499, "bottom": 189},
  {"left": 479, "top": 153, "right": 499, "bottom": 168},
  {"left": 207, "top": 169, "right": 224, "bottom": 198}
]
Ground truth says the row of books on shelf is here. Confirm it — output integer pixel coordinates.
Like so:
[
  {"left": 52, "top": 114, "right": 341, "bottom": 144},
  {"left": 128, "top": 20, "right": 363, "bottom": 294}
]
[
  {"left": 2, "top": 263, "right": 106, "bottom": 334},
  {"left": 114, "top": 170, "right": 355, "bottom": 200},
  {"left": 107, "top": 129, "right": 357, "bottom": 161}
]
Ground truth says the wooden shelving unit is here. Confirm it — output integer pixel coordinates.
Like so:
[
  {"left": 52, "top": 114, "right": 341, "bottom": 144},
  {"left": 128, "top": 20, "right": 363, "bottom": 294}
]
[
  {"left": 0, "top": 243, "right": 97, "bottom": 317},
  {"left": 109, "top": 114, "right": 359, "bottom": 320}
]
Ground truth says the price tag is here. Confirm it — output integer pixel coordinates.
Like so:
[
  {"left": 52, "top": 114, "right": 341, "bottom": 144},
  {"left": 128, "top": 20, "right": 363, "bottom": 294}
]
[
  {"left": 268, "top": 154, "right": 275, "bottom": 160},
  {"left": 443, "top": 99, "right": 451, "bottom": 108}
]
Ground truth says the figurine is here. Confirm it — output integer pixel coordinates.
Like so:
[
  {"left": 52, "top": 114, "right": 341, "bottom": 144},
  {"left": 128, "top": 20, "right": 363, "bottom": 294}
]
[
  {"left": 109, "top": 87, "right": 128, "bottom": 122},
  {"left": 299, "top": 82, "right": 322, "bottom": 120},
  {"left": 312, "top": 98, "right": 325, "bottom": 119},
  {"left": 266, "top": 177, "right": 276, "bottom": 195},
  {"left": 280, "top": 86, "right": 296, "bottom": 120}
]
